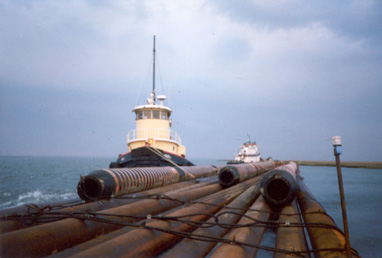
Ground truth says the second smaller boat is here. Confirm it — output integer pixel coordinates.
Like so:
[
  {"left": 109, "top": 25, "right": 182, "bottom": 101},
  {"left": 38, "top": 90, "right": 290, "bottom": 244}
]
[{"left": 228, "top": 137, "right": 261, "bottom": 164}]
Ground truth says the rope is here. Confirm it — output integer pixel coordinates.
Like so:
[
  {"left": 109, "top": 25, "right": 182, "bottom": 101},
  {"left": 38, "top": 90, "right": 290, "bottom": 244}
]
[
  {"left": 1, "top": 196, "right": 360, "bottom": 257},
  {"left": 146, "top": 146, "right": 196, "bottom": 179}
]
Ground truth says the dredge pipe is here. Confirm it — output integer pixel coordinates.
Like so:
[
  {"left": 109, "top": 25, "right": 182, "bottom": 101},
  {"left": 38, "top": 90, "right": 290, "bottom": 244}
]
[
  {"left": 48, "top": 177, "right": 220, "bottom": 257},
  {"left": 209, "top": 195, "right": 272, "bottom": 258},
  {"left": 77, "top": 165, "right": 218, "bottom": 200},
  {"left": 0, "top": 198, "right": 82, "bottom": 234},
  {"left": 70, "top": 176, "right": 263, "bottom": 258},
  {"left": 161, "top": 183, "right": 261, "bottom": 258},
  {"left": 274, "top": 199, "right": 309, "bottom": 258},
  {"left": 0, "top": 183, "right": 222, "bottom": 257},
  {"left": 0, "top": 178, "right": 218, "bottom": 234},
  {"left": 0, "top": 198, "right": 82, "bottom": 218},
  {"left": 260, "top": 161, "right": 298, "bottom": 208},
  {"left": 296, "top": 172, "right": 356, "bottom": 258},
  {"left": 218, "top": 160, "right": 277, "bottom": 188}
]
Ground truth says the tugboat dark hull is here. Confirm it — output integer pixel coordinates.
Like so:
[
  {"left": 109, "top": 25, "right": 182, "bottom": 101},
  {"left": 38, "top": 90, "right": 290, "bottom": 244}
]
[{"left": 109, "top": 146, "right": 194, "bottom": 168}]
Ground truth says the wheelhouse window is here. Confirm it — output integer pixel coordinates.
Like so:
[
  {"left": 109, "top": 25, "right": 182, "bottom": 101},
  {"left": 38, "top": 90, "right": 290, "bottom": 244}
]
[
  {"left": 153, "top": 110, "right": 160, "bottom": 119},
  {"left": 136, "top": 111, "right": 143, "bottom": 120},
  {"left": 136, "top": 110, "right": 170, "bottom": 120},
  {"left": 144, "top": 110, "right": 151, "bottom": 119},
  {"left": 161, "top": 111, "right": 168, "bottom": 120}
]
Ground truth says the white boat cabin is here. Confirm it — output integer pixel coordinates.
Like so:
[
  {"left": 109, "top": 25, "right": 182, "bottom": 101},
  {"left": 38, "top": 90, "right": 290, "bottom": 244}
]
[{"left": 234, "top": 140, "right": 261, "bottom": 163}]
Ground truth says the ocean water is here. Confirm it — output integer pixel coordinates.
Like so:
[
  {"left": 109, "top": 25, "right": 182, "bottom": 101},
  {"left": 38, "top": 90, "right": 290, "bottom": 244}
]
[
  {"left": 0, "top": 156, "right": 112, "bottom": 209},
  {"left": 0, "top": 156, "right": 381, "bottom": 257}
]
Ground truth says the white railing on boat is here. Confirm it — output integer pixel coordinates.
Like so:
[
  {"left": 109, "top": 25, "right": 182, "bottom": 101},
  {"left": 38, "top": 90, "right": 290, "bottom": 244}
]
[
  {"left": 127, "top": 128, "right": 182, "bottom": 145},
  {"left": 127, "top": 128, "right": 148, "bottom": 142}
]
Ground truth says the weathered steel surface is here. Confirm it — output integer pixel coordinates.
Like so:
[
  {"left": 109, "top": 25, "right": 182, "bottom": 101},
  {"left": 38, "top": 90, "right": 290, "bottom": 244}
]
[
  {"left": 297, "top": 174, "right": 349, "bottom": 258},
  {"left": 274, "top": 199, "right": 309, "bottom": 257},
  {"left": 71, "top": 176, "right": 262, "bottom": 258},
  {"left": 161, "top": 182, "right": 261, "bottom": 258},
  {"left": 0, "top": 179, "right": 212, "bottom": 234},
  {"left": 77, "top": 165, "right": 219, "bottom": 200},
  {"left": 0, "top": 182, "right": 222, "bottom": 257},
  {"left": 0, "top": 163, "right": 360, "bottom": 258},
  {"left": 218, "top": 160, "right": 277, "bottom": 187},
  {"left": 260, "top": 161, "right": 298, "bottom": 208},
  {"left": 0, "top": 198, "right": 82, "bottom": 218},
  {"left": 209, "top": 195, "right": 272, "bottom": 258},
  {"left": 48, "top": 177, "right": 220, "bottom": 257}
]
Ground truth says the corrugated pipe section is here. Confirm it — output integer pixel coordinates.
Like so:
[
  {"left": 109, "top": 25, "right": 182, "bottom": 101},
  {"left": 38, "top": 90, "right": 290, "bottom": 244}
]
[{"left": 77, "top": 165, "right": 221, "bottom": 200}]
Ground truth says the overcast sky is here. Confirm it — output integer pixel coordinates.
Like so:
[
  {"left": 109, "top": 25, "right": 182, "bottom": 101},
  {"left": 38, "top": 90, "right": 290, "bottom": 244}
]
[{"left": 1, "top": 0, "right": 381, "bottom": 162}]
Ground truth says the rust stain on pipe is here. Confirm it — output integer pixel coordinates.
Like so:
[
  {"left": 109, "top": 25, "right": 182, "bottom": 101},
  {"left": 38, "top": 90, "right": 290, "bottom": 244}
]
[
  {"left": 0, "top": 198, "right": 82, "bottom": 218},
  {"left": 274, "top": 199, "right": 309, "bottom": 257},
  {"left": 297, "top": 175, "right": 349, "bottom": 258},
  {"left": 71, "top": 176, "right": 262, "bottom": 258},
  {"left": 0, "top": 179, "right": 205, "bottom": 234},
  {"left": 161, "top": 182, "right": 261, "bottom": 258},
  {"left": 48, "top": 225, "right": 134, "bottom": 258},
  {"left": 48, "top": 178, "right": 220, "bottom": 257},
  {"left": 0, "top": 183, "right": 222, "bottom": 257},
  {"left": 209, "top": 195, "right": 272, "bottom": 258}
]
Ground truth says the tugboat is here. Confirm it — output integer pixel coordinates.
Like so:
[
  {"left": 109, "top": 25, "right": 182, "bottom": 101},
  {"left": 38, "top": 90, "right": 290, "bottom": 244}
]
[
  {"left": 228, "top": 136, "right": 261, "bottom": 164},
  {"left": 110, "top": 36, "right": 194, "bottom": 168}
]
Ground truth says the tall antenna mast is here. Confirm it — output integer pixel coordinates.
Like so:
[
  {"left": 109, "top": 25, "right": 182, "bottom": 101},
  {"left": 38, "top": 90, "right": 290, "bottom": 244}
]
[{"left": 152, "top": 34, "right": 156, "bottom": 102}]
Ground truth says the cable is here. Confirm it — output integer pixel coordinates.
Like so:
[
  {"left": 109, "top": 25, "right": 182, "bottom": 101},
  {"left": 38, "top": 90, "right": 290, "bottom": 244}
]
[{"left": 1, "top": 194, "right": 360, "bottom": 257}]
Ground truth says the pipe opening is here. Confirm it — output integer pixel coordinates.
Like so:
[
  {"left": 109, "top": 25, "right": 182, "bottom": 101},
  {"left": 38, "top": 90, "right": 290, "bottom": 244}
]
[
  {"left": 219, "top": 169, "right": 234, "bottom": 185},
  {"left": 82, "top": 178, "right": 101, "bottom": 199},
  {"left": 267, "top": 179, "right": 290, "bottom": 202}
]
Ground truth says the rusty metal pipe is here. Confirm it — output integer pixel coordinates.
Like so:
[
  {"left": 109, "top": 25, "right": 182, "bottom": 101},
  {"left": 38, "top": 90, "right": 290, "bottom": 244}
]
[
  {"left": 0, "top": 178, "right": 218, "bottom": 234},
  {"left": 182, "top": 165, "right": 220, "bottom": 178},
  {"left": 0, "top": 182, "right": 222, "bottom": 257},
  {"left": 274, "top": 199, "right": 309, "bottom": 258},
  {"left": 218, "top": 160, "right": 277, "bottom": 187},
  {"left": 0, "top": 198, "right": 82, "bottom": 234},
  {"left": 161, "top": 182, "right": 261, "bottom": 258},
  {"left": 48, "top": 177, "right": 238, "bottom": 258},
  {"left": 70, "top": 176, "right": 262, "bottom": 258},
  {"left": 48, "top": 225, "right": 135, "bottom": 258},
  {"left": 0, "top": 198, "right": 82, "bottom": 218},
  {"left": 260, "top": 161, "right": 298, "bottom": 208},
  {"left": 296, "top": 173, "right": 350, "bottom": 258},
  {"left": 77, "top": 165, "right": 218, "bottom": 200},
  {"left": 47, "top": 177, "right": 219, "bottom": 257},
  {"left": 209, "top": 195, "right": 272, "bottom": 258}
]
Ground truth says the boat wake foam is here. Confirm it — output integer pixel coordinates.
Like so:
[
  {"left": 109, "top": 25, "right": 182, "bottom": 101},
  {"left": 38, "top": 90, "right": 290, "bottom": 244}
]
[{"left": 0, "top": 190, "right": 77, "bottom": 209}]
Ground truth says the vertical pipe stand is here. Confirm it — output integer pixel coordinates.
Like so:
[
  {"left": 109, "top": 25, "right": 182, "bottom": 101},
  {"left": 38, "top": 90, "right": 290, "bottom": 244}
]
[{"left": 332, "top": 136, "right": 352, "bottom": 257}]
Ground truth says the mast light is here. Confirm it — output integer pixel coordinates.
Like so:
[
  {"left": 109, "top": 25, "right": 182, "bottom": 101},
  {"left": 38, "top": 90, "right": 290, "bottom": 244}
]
[{"left": 332, "top": 136, "right": 342, "bottom": 146}]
